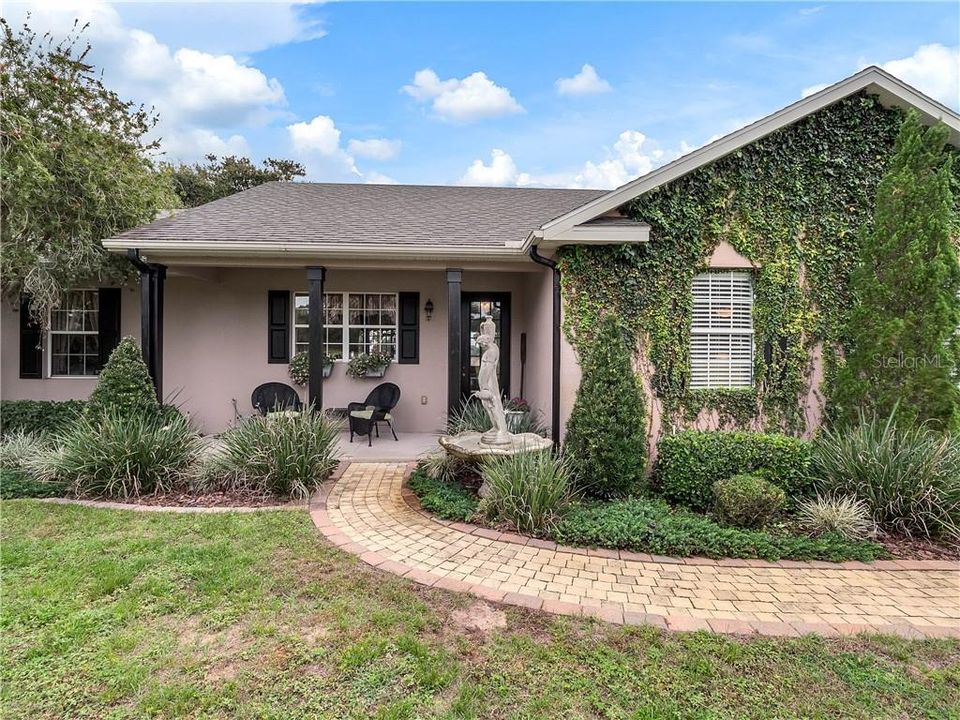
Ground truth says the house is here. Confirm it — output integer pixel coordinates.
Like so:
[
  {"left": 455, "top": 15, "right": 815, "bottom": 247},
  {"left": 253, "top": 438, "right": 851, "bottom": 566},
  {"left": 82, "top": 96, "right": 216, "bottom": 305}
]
[{"left": 3, "top": 67, "right": 958, "bottom": 449}]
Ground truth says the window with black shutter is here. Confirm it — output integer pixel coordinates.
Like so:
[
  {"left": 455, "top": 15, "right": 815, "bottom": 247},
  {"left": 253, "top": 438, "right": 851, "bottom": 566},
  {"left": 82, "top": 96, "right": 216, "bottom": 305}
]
[
  {"left": 398, "top": 292, "right": 420, "bottom": 364},
  {"left": 268, "top": 290, "right": 291, "bottom": 363},
  {"left": 19, "top": 295, "right": 42, "bottom": 379}
]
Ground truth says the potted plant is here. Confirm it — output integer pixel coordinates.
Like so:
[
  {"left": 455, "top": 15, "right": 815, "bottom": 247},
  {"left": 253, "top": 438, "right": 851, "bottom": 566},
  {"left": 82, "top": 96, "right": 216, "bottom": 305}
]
[
  {"left": 288, "top": 351, "right": 334, "bottom": 386},
  {"left": 504, "top": 396, "right": 530, "bottom": 433},
  {"left": 346, "top": 349, "right": 393, "bottom": 379}
]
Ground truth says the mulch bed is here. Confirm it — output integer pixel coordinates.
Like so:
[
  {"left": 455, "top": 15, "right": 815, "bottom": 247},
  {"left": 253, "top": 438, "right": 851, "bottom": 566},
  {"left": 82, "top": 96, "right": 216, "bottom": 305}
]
[
  {"left": 879, "top": 534, "right": 960, "bottom": 561},
  {"left": 104, "top": 490, "right": 303, "bottom": 508}
]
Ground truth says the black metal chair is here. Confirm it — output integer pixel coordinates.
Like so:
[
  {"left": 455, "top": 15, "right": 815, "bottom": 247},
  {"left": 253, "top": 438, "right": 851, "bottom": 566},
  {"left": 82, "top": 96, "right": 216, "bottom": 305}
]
[
  {"left": 251, "top": 382, "right": 302, "bottom": 415},
  {"left": 348, "top": 382, "right": 400, "bottom": 446}
]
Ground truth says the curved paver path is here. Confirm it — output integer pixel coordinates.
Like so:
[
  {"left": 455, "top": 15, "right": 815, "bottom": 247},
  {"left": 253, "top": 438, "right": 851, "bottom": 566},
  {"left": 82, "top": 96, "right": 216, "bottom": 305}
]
[{"left": 311, "top": 462, "right": 960, "bottom": 638}]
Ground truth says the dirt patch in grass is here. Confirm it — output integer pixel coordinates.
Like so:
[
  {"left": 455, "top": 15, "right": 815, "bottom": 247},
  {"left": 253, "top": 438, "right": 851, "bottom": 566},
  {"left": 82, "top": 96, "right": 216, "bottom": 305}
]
[{"left": 450, "top": 602, "right": 507, "bottom": 637}]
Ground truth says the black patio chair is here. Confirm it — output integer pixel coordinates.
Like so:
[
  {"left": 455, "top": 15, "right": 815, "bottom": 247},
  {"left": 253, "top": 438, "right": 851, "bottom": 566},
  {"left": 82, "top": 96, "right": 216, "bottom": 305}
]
[
  {"left": 348, "top": 382, "right": 401, "bottom": 446},
  {"left": 251, "top": 382, "right": 303, "bottom": 416}
]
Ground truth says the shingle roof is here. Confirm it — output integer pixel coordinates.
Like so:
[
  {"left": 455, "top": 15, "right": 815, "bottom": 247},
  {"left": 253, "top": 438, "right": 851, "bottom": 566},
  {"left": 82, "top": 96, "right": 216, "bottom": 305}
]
[{"left": 109, "top": 182, "right": 606, "bottom": 249}]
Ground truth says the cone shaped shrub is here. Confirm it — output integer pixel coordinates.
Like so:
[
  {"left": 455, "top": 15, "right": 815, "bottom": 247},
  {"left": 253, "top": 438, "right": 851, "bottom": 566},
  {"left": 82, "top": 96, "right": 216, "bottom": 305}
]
[
  {"left": 564, "top": 314, "right": 647, "bottom": 497},
  {"left": 85, "top": 337, "right": 159, "bottom": 420},
  {"left": 833, "top": 111, "right": 960, "bottom": 431}
]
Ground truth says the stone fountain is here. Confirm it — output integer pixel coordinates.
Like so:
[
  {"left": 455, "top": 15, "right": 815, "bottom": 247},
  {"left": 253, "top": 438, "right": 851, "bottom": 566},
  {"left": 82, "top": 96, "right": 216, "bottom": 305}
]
[{"left": 439, "top": 315, "right": 552, "bottom": 460}]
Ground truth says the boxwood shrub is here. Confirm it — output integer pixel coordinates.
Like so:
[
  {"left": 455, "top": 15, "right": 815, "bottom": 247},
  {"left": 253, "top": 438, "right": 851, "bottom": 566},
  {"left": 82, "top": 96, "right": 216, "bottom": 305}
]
[
  {"left": 0, "top": 400, "right": 85, "bottom": 437},
  {"left": 713, "top": 473, "right": 786, "bottom": 528},
  {"left": 655, "top": 430, "right": 813, "bottom": 511}
]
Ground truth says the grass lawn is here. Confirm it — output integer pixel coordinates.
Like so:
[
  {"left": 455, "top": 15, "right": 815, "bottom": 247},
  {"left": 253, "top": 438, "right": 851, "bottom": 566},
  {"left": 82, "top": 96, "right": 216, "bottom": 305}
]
[{"left": 3, "top": 501, "right": 959, "bottom": 719}]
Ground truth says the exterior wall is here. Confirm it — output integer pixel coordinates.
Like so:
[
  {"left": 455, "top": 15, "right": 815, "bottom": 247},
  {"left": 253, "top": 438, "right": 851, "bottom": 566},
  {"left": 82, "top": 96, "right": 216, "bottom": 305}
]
[
  {"left": 0, "top": 287, "right": 142, "bottom": 402},
  {"left": 166, "top": 266, "right": 540, "bottom": 434},
  {"left": 0, "top": 263, "right": 564, "bottom": 437}
]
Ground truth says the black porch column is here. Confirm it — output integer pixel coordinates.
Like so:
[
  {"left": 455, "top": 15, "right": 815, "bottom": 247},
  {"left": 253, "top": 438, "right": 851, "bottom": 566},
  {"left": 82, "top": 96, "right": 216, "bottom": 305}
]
[
  {"left": 446, "top": 268, "right": 463, "bottom": 422},
  {"left": 127, "top": 250, "right": 165, "bottom": 401},
  {"left": 307, "top": 266, "right": 326, "bottom": 410},
  {"left": 151, "top": 264, "right": 166, "bottom": 402}
]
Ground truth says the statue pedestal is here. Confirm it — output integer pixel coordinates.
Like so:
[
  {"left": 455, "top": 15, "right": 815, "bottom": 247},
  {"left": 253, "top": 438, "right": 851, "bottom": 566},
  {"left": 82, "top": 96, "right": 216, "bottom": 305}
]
[{"left": 438, "top": 431, "right": 552, "bottom": 461}]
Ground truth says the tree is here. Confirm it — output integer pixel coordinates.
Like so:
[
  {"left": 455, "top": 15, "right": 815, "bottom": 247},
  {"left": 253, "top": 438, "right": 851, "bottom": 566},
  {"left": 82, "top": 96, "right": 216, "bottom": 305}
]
[
  {"left": 564, "top": 314, "right": 648, "bottom": 497},
  {"left": 169, "top": 154, "right": 305, "bottom": 207},
  {"left": 85, "top": 337, "right": 159, "bottom": 420},
  {"left": 833, "top": 111, "right": 960, "bottom": 431},
  {"left": 0, "top": 19, "right": 177, "bottom": 327}
]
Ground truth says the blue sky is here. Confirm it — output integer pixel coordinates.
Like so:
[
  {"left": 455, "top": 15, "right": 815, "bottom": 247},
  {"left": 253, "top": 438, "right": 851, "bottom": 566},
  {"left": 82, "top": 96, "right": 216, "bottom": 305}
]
[{"left": 8, "top": 1, "right": 959, "bottom": 188}]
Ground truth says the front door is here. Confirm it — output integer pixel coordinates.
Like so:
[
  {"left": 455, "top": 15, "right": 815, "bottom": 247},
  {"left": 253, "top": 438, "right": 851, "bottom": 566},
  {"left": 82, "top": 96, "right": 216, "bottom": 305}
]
[{"left": 460, "top": 293, "right": 511, "bottom": 403}]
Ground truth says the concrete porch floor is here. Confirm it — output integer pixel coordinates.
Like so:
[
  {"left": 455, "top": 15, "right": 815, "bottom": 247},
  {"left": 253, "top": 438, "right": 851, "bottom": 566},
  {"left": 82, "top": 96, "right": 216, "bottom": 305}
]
[{"left": 338, "top": 431, "right": 440, "bottom": 461}]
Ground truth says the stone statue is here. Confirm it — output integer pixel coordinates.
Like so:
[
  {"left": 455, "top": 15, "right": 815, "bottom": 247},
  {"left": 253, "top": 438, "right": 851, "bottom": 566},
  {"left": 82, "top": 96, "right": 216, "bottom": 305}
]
[
  {"left": 474, "top": 319, "right": 511, "bottom": 445},
  {"left": 438, "top": 315, "right": 552, "bottom": 460}
]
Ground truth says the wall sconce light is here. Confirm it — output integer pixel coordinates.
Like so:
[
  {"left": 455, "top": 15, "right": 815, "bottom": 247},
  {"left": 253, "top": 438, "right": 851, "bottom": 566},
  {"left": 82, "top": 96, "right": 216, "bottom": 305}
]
[{"left": 424, "top": 298, "right": 434, "bottom": 321}]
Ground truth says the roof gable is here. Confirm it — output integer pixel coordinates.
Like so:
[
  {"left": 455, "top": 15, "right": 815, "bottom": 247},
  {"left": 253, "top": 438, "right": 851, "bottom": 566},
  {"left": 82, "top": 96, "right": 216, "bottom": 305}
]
[{"left": 537, "top": 67, "right": 960, "bottom": 242}]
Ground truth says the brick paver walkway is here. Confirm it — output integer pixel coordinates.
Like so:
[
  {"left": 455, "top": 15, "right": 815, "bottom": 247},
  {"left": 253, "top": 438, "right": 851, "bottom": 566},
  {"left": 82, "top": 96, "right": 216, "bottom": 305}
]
[{"left": 311, "top": 462, "right": 960, "bottom": 638}]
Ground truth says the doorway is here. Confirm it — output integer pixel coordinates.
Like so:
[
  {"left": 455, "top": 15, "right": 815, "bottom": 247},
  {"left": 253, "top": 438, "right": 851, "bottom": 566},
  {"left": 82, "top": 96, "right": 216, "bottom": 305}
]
[{"left": 460, "top": 293, "right": 511, "bottom": 402}]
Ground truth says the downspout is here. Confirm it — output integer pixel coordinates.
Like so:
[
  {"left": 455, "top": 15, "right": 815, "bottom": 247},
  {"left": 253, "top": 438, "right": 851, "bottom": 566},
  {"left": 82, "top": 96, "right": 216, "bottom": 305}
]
[{"left": 528, "top": 245, "right": 561, "bottom": 446}]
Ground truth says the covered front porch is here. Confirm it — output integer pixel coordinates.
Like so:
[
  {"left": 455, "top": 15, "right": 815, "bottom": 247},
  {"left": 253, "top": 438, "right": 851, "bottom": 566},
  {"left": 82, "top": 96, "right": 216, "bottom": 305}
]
[{"left": 129, "top": 258, "right": 560, "bottom": 440}]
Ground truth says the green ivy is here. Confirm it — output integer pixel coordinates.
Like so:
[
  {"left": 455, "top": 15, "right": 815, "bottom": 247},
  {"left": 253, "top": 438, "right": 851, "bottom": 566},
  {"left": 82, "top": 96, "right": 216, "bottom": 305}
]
[{"left": 560, "top": 93, "right": 960, "bottom": 438}]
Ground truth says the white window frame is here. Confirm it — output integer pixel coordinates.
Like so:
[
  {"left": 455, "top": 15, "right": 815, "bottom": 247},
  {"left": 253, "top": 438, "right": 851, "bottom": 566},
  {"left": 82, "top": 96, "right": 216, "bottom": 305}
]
[
  {"left": 293, "top": 291, "right": 399, "bottom": 361},
  {"left": 689, "top": 271, "right": 755, "bottom": 389},
  {"left": 48, "top": 288, "right": 100, "bottom": 379}
]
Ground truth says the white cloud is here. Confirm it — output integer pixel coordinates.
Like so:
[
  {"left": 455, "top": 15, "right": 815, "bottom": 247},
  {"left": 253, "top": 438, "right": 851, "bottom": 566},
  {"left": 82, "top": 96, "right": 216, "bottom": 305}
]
[
  {"left": 161, "top": 129, "right": 250, "bottom": 163},
  {"left": 459, "top": 131, "right": 670, "bottom": 189},
  {"left": 801, "top": 82, "right": 829, "bottom": 98},
  {"left": 403, "top": 69, "right": 523, "bottom": 122},
  {"left": 364, "top": 172, "right": 400, "bottom": 185},
  {"left": 555, "top": 64, "right": 612, "bottom": 96},
  {"left": 459, "top": 149, "right": 520, "bottom": 186},
  {"left": 878, "top": 44, "right": 959, "bottom": 107},
  {"left": 347, "top": 138, "right": 402, "bottom": 161},
  {"left": 5, "top": 0, "right": 287, "bottom": 161},
  {"left": 288, "top": 115, "right": 400, "bottom": 183},
  {"left": 801, "top": 44, "right": 960, "bottom": 107}
]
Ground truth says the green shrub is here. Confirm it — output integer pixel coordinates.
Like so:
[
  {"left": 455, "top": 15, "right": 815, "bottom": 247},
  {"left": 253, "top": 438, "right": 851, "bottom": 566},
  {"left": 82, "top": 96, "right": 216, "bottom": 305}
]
[
  {"left": 202, "top": 411, "right": 340, "bottom": 499},
  {"left": 797, "top": 495, "right": 875, "bottom": 541},
  {"left": 812, "top": 414, "right": 960, "bottom": 540},
  {"left": 408, "top": 466, "right": 478, "bottom": 521},
  {"left": 564, "top": 315, "right": 646, "bottom": 498},
  {"left": 419, "top": 452, "right": 470, "bottom": 485},
  {"left": 85, "top": 336, "right": 159, "bottom": 420},
  {"left": 713, "top": 473, "right": 786, "bottom": 528},
  {"left": 447, "top": 398, "right": 492, "bottom": 434},
  {"left": 479, "top": 451, "right": 575, "bottom": 534},
  {"left": 40, "top": 412, "right": 201, "bottom": 498},
  {"left": 552, "top": 497, "right": 885, "bottom": 562},
  {"left": 0, "top": 433, "right": 68, "bottom": 498},
  {"left": 0, "top": 400, "right": 84, "bottom": 436},
  {"left": 655, "top": 430, "right": 813, "bottom": 511}
]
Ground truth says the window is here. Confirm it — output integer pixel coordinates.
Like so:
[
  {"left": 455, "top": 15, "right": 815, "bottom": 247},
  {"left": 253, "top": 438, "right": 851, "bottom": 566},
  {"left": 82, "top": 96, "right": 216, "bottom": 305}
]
[
  {"left": 49, "top": 289, "right": 100, "bottom": 377},
  {"left": 689, "top": 271, "right": 754, "bottom": 388},
  {"left": 294, "top": 292, "right": 397, "bottom": 360}
]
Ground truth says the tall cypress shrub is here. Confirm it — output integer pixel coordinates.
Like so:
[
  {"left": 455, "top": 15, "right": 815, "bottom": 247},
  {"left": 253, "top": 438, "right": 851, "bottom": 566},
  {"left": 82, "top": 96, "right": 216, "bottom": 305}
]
[
  {"left": 834, "top": 111, "right": 960, "bottom": 431},
  {"left": 564, "top": 314, "right": 647, "bottom": 497},
  {"left": 85, "top": 337, "right": 160, "bottom": 420}
]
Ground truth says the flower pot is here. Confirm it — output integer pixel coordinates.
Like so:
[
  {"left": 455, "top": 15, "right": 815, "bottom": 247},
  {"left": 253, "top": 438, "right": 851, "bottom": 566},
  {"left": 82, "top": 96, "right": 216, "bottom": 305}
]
[
  {"left": 363, "top": 366, "right": 388, "bottom": 378},
  {"left": 322, "top": 362, "right": 334, "bottom": 378},
  {"left": 505, "top": 409, "right": 528, "bottom": 433}
]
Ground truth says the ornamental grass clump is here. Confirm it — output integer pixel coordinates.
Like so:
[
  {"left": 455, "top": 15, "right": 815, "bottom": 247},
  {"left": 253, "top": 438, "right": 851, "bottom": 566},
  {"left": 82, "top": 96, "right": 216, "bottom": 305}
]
[
  {"left": 811, "top": 413, "right": 960, "bottom": 541},
  {"left": 202, "top": 411, "right": 340, "bottom": 499},
  {"left": 797, "top": 495, "right": 875, "bottom": 541},
  {"left": 479, "top": 450, "right": 575, "bottom": 535},
  {"left": 0, "top": 432, "right": 67, "bottom": 498},
  {"left": 39, "top": 412, "right": 201, "bottom": 498}
]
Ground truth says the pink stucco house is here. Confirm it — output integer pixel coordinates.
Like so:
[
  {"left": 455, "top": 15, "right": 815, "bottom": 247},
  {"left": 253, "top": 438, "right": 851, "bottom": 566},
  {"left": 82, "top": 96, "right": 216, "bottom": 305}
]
[{"left": 3, "top": 68, "right": 958, "bottom": 444}]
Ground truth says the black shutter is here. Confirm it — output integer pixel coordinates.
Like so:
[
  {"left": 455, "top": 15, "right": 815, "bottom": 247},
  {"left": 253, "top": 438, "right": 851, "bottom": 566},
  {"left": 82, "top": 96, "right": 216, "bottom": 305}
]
[
  {"left": 98, "top": 288, "right": 122, "bottom": 370},
  {"left": 18, "top": 295, "right": 42, "bottom": 379},
  {"left": 268, "top": 290, "right": 291, "bottom": 363},
  {"left": 398, "top": 292, "right": 420, "bottom": 364}
]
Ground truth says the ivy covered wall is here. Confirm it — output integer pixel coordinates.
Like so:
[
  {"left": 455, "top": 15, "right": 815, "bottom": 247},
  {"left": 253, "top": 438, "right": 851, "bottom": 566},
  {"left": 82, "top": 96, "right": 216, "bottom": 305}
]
[{"left": 558, "top": 92, "right": 957, "bottom": 445}]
